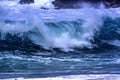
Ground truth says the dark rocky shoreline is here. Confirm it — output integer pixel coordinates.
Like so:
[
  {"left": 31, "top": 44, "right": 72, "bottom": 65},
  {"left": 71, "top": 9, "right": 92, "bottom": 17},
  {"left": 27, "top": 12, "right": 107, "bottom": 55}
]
[
  {"left": 19, "top": 0, "right": 120, "bottom": 8},
  {"left": 19, "top": 0, "right": 34, "bottom": 4},
  {"left": 52, "top": 0, "right": 120, "bottom": 8}
]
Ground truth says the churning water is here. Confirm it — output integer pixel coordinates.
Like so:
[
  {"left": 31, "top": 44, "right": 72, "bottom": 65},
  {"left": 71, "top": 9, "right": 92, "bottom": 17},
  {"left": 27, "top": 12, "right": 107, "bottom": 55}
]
[{"left": 0, "top": 0, "right": 120, "bottom": 79}]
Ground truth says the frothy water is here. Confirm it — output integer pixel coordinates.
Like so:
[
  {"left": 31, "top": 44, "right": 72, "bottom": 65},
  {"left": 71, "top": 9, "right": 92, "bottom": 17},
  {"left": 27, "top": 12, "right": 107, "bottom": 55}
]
[
  {"left": 0, "top": 8, "right": 120, "bottom": 50},
  {"left": 0, "top": 0, "right": 55, "bottom": 9}
]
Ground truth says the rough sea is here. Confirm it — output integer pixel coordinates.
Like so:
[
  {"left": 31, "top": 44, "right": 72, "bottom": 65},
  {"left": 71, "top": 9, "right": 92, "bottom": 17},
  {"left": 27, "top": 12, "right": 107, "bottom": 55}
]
[{"left": 1, "top": 0, "right": 120, "bottom": 79}]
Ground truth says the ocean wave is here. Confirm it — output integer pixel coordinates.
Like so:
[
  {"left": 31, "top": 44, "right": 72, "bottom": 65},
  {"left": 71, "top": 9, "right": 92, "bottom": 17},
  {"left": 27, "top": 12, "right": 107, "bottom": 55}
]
[
  {"left": 0, "top": 0, "right": 120, "bottom": 52},
  {"left": 0, "top": 17, "right": 120, "bottom": 52}
]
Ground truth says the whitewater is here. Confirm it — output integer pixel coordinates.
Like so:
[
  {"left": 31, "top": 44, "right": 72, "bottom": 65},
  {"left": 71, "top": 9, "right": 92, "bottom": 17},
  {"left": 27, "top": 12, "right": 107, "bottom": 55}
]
[{"left": 1, "top": 0, "right": 120, "bottom": 79}]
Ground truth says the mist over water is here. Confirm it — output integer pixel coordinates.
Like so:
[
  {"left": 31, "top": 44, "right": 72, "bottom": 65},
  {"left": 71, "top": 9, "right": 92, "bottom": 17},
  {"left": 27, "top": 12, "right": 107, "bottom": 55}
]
[{"left": 1, "top": 0, "right": 120, "bottom": 79}]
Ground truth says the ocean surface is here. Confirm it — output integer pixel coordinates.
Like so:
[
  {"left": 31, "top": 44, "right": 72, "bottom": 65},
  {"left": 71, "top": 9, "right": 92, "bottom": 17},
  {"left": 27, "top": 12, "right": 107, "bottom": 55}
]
[{"left": 1, "top": 0, "right": 120, "bottom": 79}]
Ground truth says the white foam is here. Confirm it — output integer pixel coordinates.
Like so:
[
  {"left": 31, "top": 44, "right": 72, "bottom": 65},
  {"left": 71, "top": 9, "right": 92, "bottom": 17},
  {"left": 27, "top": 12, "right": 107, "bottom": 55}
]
[
  {"left": 2, "top": 74, "right": 120, "bottom": 80},
  {"left": 1, "top": 1, "right": 120, "bottom": 51},
  {"left": 0, "top": 0, "right": 55, "bottom": 9},
  {"left": 109, "top": 40, "right": 120, "bottom": 47},
  {"left": 0, "top": 1, "right": 18, "bottom": 7},
  {"left": 46, "top": 8, "right": 103, "bottom": 51},
  {"left": 33, "top": 0, "right": 55, "bottom": 8}
]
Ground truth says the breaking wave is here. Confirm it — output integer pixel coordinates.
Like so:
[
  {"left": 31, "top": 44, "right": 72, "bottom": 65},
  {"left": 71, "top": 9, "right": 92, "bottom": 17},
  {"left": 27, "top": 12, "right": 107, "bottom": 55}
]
[{"left": 0, "top": 0, "right": 120, "bottom": 52}]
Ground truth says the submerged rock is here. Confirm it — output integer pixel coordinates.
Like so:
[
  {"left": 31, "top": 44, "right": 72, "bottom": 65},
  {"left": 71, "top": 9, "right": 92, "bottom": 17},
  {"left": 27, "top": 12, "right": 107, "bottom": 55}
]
[
  {"left": 19, "top": 0, "right": 34, "bottom": 4},
  {"left": 52, "top": 0, "right": 80, "bottom": 8}
]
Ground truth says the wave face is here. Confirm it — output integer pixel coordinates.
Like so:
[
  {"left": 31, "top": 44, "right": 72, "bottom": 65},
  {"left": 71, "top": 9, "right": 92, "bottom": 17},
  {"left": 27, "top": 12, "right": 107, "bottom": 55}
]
[
  {"left": 0, "top": 5, "right": 120, "bottom": 51},
  {"left": 1, "top": 0, "right": 120, "bottom": 78}
]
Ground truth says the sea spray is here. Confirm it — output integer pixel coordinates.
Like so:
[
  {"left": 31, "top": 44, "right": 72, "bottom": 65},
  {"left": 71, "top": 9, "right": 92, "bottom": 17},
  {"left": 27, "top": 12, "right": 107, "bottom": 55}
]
[
  {"left": 28, "top": 16, "right": 54, "bottom": 49},
  {"left": 34, "top": 0, "right": 55, "bottom": 8},
  {"left": 0, "top": 9, "right": 119, "bottom": 51},
  {"left": 0, "top": 0, "right": 120, "bottom": 51},
  {"left": 42, "top": 8, "right": 103, "bottom": 50}
]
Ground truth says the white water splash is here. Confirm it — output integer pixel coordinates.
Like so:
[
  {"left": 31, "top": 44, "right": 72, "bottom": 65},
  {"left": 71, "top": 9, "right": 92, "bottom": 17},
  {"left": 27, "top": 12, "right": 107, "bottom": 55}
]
[
  {"left": 46, "top": 8, "right": 103, "bottom": 51},
  {"left": 33, "top": 0, "right": 55, "bottom": 8},
  {"left": 0, "top": 0, "right": 55, "bottom": 8},
  {"left": 3, "top": 74, "right": 120, "bottom": 80},
  {"left": 1, "top": 1, "right": 120, "bottom": 51}
]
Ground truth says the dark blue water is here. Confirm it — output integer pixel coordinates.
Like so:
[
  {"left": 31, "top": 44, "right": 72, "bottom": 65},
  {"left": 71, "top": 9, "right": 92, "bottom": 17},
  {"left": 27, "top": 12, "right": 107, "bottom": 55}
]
[{"left": 0, "top": 0, "right": 120, "bottom": 79}]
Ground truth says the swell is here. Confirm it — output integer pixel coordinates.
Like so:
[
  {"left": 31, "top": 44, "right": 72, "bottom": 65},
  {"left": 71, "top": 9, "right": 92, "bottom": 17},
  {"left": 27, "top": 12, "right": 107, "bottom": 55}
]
[
  {"left": 0, "top": 17, "right": 120, "bottom": 52},
  {"left": 94, "top": 18, "right": 120, "bottom": 46}
]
